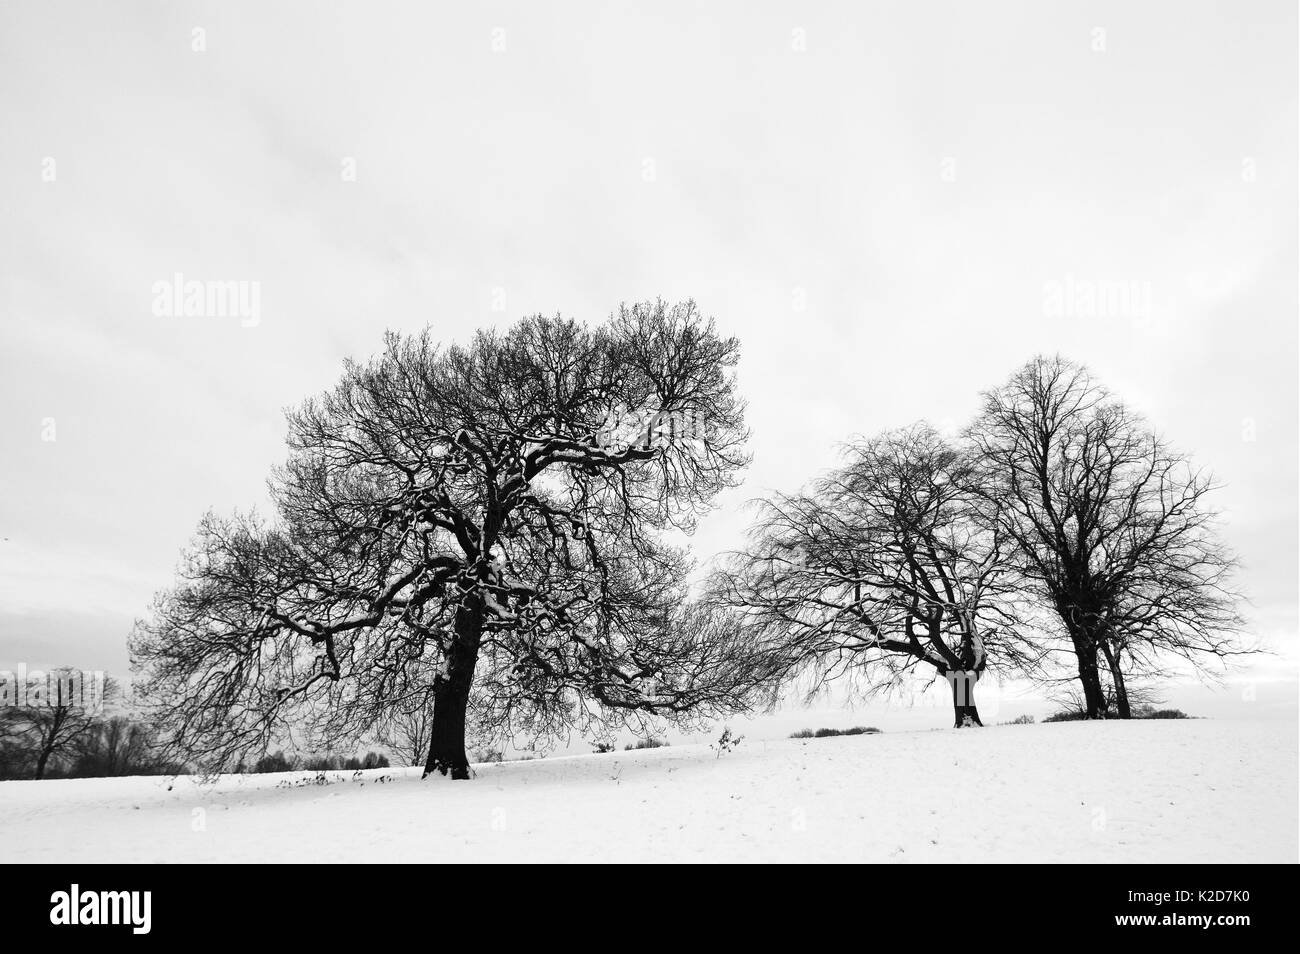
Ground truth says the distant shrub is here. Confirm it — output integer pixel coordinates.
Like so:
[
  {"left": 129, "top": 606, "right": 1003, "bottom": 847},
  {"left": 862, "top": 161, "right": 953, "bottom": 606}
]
[
  {"left": 253, "top": 750, "right": 296, "bottom": 773},
  {"left": 473, "top": 748, "right": 504, "bottom": 763},
  {"left": 790, "top": 726, "right": 881, "bottom": 739},
  {"left": 302, "top": 751, "right": 388, "bottom": 772},
  {"left": 1045, "top": 707, "right": 1191, "bottom": 722},
  {"left": 624, "top": 738, "right": 668, "bottom": 750},
  {"left": 302, "top": 754, "right": 344, "bottom": 772},
  {"left": 1002, "top": 714, "right": 1035, "bottom": 725},
  {"left": 1137, "top": 707, "right": 1190, "bottom": 720},
  {"left": 591, "top": 742, "right": 616, "bottom": 754},
  {"left": 361, "top": 751, "right": 390, "bottom": 769}
]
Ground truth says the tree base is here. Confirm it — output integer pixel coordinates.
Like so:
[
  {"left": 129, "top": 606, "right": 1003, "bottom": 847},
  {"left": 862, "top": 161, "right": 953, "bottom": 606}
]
[{"left": 422, "top": 758, "right": 471, "bottom": 781}]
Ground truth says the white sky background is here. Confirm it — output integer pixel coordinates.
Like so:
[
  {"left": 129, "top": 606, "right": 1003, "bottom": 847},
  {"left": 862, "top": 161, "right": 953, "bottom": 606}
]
[{"left": 1, "top": 1, "right": 1296, "bottom": 737}]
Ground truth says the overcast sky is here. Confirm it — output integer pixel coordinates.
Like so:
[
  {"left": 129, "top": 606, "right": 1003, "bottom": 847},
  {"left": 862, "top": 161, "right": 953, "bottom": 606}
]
[{"left": 1, "top": 1, "right": 1295, "bottom": 731}]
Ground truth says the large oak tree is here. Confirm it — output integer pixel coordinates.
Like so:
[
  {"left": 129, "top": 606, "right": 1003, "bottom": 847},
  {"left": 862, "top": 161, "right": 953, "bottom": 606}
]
[{"left": 132, "top": 301, "right": 775, "bottom": 778}]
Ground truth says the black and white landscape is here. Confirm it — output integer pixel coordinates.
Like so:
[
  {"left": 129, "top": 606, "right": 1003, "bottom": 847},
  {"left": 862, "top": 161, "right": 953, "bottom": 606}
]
[{"left": 0, "top": 2, "right": 1296, "bottom": 868}]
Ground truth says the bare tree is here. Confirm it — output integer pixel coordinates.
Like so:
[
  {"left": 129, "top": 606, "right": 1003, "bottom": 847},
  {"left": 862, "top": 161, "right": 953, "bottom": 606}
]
[
  {"left": 376, "top": 699, "right": 434, "bottom": 768},
  {"left": 2, "top": 669, "right": 112, "bottom": 779},
  {"left": 0, "top": 709, "right": 26, "bottom": 780},
  {"left": 74, "top": 716, "right": 152, "bottom": 777},
  {"left": 967, "top": 355, "right": 1248, "bottom": 718},
  {"left": 133, "top": 301, "right": 774, "bottom": 779},
  {"left": 714, "top": 425, "right": 1037, "bottom": 728}
]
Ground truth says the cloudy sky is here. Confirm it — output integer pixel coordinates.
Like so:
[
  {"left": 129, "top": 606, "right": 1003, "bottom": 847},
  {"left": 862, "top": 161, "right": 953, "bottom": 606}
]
[{"left": 1, "top": 1, "right": 1295, "bottom": 731}]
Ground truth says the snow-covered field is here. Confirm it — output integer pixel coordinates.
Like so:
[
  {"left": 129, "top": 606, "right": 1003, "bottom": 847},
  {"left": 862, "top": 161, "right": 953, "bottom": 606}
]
[{"left": 3, "top": 719, "right": 1294, "bottom": 863}]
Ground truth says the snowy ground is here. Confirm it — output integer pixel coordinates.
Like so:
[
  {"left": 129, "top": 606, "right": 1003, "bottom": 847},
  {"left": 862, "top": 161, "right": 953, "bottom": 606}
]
[{"left": 2, "top": 719, "right": 1294, "bottom": 863}]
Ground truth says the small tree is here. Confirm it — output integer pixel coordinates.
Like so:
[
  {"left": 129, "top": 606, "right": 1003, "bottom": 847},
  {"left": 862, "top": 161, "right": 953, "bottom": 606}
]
[
  {"left": 716, "top": 425, "right": 1036, "bottom": 728},
  {"left": 1, "top": 670, "right": 112, "bottom": 779},
  {"left": 967, "top": 356, "right": 1248, "bottom": 717},
  {"left": 376, "top": 700, "right": 434, "bottom": 768},
  {"left": 72, "top": 716, "right": 152, "bottom": 777},
  {"left": 0, "top": 706, "right": 36, "bottom": 780},
  {"left": 133, "top": 301, "right": 773, "bottom": 779}
]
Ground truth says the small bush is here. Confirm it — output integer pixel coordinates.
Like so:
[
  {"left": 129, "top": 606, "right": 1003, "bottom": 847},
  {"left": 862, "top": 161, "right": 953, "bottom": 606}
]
[
  {"left": 302, "top": 754, "right": 344, "bottom": 772},
  {"left": 624, "top": 738, "right": 668, "bottom": 750},
  {"left": 712, "top": 727, "right": 742, "bottom": 758},
  {"left": 591, "top": 742, "right": 616, "bottom": 754},
  {"left": 253, "top": 750, "right": 296, "bottom": 773},
  {"left": 790, "top": 726, "right": 881, "bottom": 739},
  {"left": 1045, "top": 707, "right": 1192, "bottom": 722},
  {"left": 473, "top": 748, "right": 504, "bottom": 763},
  {"left": 1138, "top": 707, "right": 1189, "bottom": 720},
  {"left": 1002, "top": 714, "right": 1035, "bottom": 725},
  {"left": 303, "top": 751, "right": 389, "bottom": 772},
  {"left": 361, "top": 751, "right": 390, "bottom": 769}
]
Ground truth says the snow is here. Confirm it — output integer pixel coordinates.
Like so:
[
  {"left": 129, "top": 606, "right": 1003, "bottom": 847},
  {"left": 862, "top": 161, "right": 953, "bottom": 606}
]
[{"left": 2, "top": 719, "right": 1293, "bottom": 863}]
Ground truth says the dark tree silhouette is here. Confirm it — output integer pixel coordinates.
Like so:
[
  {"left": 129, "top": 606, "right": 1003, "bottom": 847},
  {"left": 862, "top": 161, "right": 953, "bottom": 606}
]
[
  {"left": 0, "top": 669, "right": 112, "bottom": 779},
  {"left": 73, "top": 716, "right": 152, "bottom": 777},
  {"left": 714, "top": 425, "right": 1037, "bottom": 728},
  {"left": 133, "top": 301, "right": 776, "bottom": 778},
  {"left": 966, "top": 355, "right": 1248, "bottom": 718}
]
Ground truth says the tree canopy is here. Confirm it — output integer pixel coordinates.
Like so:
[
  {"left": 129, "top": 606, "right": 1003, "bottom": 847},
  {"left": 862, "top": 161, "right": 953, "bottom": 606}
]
[{"left": 132, "top": 301, "right": 780, "bottom": 777}]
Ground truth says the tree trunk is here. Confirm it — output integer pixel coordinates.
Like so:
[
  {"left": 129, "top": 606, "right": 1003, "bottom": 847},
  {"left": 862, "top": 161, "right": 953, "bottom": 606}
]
[
  {"left": 1067, "top": 625, "right": 1109, "bottom": 718},
  {"left": 34, "top": 746, "right": 51, "bottom": 780},
  {"left": 1099, "top": 642, "right": 1131, "bottom": 719},
  {"left": 947, "top": 670, "right": 983, "bottom": 728},
  {"left": 422, "top": 601, "right": 484, "bottom": 781},
  {"left": 1077, "top": 658, "right": 1108, "bottom": 718}
]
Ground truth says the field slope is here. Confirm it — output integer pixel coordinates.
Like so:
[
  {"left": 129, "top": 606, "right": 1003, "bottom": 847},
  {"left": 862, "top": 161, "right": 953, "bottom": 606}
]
[{"left": 2, "top": 719, "right": 1294, "bottom": 863}]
